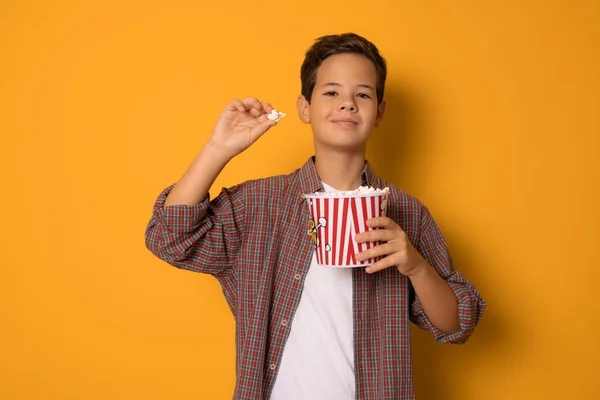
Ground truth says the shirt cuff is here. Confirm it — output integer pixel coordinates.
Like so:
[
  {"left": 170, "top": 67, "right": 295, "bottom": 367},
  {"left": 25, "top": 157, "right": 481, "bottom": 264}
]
[
  {"left": 152, "top": 184, "right": 211, "bottom": 235},
  {"left": 411, "top": 282, "right": 485, "bottom": 344}
]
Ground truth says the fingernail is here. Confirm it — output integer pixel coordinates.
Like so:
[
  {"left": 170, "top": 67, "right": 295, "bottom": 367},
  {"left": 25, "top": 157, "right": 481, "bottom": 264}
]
[{"left": 366, "top": 267, "right": 372, "bottom": 273}]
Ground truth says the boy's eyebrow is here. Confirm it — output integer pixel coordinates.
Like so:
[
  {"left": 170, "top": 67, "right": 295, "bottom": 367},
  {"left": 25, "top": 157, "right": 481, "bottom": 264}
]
[{"left": 321, "top": 82, "right": 375, "bottom": 91}]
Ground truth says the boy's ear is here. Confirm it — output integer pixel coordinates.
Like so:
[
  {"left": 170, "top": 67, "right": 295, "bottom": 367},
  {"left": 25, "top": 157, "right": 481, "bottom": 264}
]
[
  {"left": 297, "top": 95, "right": 310, "bottom": 124},
  {"left": 375, "top": 99, "right": 387, "bottom": 127}
]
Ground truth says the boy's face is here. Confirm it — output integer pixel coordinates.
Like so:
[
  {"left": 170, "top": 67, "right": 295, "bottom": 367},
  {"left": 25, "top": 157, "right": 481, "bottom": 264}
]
[{"left": 297, "top": 53, "right": 386, "bottom": 152}]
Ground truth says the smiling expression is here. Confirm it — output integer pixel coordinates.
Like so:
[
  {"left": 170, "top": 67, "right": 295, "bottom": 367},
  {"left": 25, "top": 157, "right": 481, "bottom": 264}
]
[{"left": 297, "top": 53, "right": 386, "bottom": 151}]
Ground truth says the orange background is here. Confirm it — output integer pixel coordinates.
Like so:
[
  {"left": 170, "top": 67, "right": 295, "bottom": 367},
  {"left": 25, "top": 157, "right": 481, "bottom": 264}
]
[{"left": 1, "top": 1, "right": 599, "bottom": 399}]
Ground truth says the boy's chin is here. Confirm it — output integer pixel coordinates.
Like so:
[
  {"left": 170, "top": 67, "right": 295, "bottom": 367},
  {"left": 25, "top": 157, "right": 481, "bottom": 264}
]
[
  {"left": 313, "top": 138, "right": 369, "bottom": 153},
  {"left": 312, "top": 129, "right": 371, "bottom": 146}
]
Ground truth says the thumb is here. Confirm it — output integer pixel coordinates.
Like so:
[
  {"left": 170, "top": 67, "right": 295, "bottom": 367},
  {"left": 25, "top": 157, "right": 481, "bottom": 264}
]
[{"left": 249, "top": 119, "right": 278, "bottom": 141}]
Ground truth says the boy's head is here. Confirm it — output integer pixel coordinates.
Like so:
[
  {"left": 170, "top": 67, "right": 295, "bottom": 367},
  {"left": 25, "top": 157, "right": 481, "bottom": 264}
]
[
  {"left": 300, "top": 33, "right": 387, "bottom": 105},
  {"left": 297, "top": 33, "right": 388, "bottom": 151}
]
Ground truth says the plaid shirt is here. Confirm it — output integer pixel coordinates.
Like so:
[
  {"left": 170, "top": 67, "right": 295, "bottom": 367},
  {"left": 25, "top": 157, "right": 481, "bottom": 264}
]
[{"left": 145, "top": 157, "right": 485, "bottom": 400}]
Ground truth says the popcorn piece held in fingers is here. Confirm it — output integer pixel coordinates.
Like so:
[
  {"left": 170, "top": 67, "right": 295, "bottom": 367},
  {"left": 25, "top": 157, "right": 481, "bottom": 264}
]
[{"left": 267, "top": 109, "right": 286, "bottom": 122}]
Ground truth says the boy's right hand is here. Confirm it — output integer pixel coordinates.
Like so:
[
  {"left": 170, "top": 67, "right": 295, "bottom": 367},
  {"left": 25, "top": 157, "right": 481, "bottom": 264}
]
[{"left": 207, "top": 97, "right": 279, "bottom": 160}]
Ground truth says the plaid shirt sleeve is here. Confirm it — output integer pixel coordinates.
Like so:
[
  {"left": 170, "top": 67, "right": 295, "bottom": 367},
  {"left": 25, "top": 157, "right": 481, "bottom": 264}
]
[
  {"left": 409, "top": 204, "right": 486, "bottom": 344},
  {"left": 144, "top": 183, "right": 246, "bottom": 276}
]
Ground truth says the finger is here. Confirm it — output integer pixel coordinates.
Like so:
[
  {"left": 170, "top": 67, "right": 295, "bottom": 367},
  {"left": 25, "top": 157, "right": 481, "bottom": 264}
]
[
  {"left": 356, "top": 242, "right": 395, "bottom": 262},
  {"left": 256, "top": 113, "right": 268, "bottom": 123},
  {"left": 365, "top": 256, "right": 398, "bottom": 274},
  {"left": 366, "top": 216, "right": 400, "bottom": 229},
  {"left": 256, "top": 113, "right": 270, "bottom": 123},
  {"left": 355, "top": 228, "right": 398, "bottom": 243},
  {"left": 256, "top": 108, "right": 280, "bottom": 123},
  {"left": 242, "top": 97, "right": 264, "bottom": 112},
  {"left": 248, "top": 107, "right": 264, "bottom": 118},
  {"left": 261, "top": 102, "right": 274, "bottom": 114},
  {"left": 226, "top": 99, "right": 248, "bottom": 113},
  {"left": 249, "top": 118, "right": 278, "bottom": 139}
]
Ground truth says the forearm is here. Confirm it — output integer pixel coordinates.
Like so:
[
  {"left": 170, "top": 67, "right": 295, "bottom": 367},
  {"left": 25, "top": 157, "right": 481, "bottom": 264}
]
[
  {"left": 408, "top": 262, "right": 460, "bottom": 334},
  {"left": 164, "top": 143, "right": 232, "bottom": 207}
]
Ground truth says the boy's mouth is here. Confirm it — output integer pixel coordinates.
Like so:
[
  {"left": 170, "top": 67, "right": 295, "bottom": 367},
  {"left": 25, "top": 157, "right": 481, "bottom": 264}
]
[{"left": 331, "top": 118, "right": 359, "bottom": 127}]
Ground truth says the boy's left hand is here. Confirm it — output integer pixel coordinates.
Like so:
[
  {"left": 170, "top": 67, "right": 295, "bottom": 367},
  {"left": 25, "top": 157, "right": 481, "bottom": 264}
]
[{"left": 354, "top": 217, "right": 428, "bottom": 276}]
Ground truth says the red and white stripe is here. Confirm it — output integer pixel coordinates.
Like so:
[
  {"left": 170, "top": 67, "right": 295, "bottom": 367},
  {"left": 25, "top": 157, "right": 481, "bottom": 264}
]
[{"left": 308, "top": 194, "right": 387, "bottom": 267}]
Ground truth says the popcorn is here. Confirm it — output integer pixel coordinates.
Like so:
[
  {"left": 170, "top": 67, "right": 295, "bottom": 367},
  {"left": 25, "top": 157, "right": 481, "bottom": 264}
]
[
  {"left": 267, "top": 109, "right": 286, "bottom": 122},
  {"left": 309, "top": 186, "right": 390, "bottom": 197},
  {"left": 354, "top": 186, "right": 389, "bottom": 194}
]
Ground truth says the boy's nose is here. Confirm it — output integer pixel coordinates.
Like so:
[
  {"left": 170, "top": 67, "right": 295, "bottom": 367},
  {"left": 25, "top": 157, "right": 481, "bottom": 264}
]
[{"left": 338, "top": 100, "right": 356, "bottom": 111}]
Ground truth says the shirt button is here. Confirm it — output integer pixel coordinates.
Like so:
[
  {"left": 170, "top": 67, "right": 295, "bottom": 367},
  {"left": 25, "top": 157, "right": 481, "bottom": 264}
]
[
  {"left": 269, "top": 363, "right": 276, "bottom": 371},
  {"left": 294, "top": 273, "right": 301, "bottom": 280},
  {"left": 281, "top": 319, "right": 288, "bottom": 326}
]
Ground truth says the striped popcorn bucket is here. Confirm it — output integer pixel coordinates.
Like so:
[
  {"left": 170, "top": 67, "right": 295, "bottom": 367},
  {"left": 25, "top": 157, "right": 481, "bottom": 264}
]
[{"left": 304, "top": 193, "right": 389, "bottom": 267}]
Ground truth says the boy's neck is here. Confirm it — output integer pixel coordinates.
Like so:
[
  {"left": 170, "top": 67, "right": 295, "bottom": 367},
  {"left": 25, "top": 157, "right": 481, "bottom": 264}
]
[{"left": 314, "top": 150, "right": 366, "bottom": 191}]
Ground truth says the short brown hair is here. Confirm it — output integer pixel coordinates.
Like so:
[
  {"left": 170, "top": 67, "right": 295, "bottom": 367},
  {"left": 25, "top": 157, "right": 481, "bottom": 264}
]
[{"left": 300, "top": 33, "right": 387, "bottom": 104}]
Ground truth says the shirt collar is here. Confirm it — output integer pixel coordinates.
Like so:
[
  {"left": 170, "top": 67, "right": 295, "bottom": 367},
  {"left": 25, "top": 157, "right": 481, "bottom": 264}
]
[{"left": 298, "top": 156, "right": 378, "bottom": 200}]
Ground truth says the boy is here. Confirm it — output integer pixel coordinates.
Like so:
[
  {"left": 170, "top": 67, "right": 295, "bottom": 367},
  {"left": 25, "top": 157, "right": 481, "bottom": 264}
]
[{"left": 145, "top": 33, "right": 485, "bottom": 400}]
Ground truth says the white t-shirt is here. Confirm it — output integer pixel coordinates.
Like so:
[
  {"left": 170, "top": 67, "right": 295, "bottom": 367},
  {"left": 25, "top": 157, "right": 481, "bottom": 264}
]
[{"left": 270, "top": 182, "right": 355, "bottom": 400}]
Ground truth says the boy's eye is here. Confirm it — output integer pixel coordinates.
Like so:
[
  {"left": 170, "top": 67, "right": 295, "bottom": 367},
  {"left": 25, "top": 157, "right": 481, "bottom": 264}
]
[{"left": 324, "top": 91, "right": 372, "bottom": 99}]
